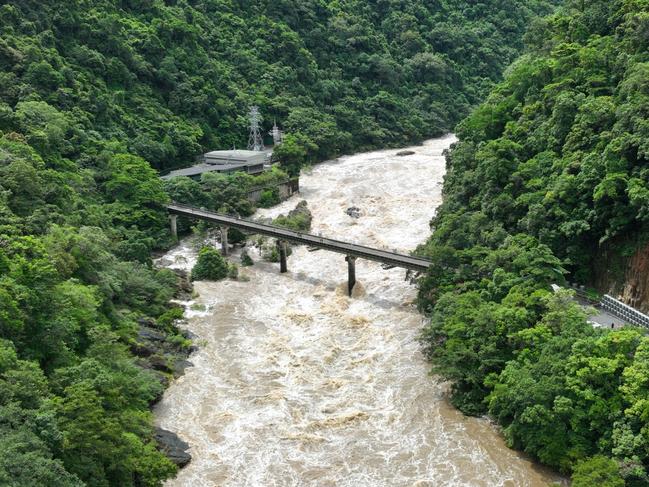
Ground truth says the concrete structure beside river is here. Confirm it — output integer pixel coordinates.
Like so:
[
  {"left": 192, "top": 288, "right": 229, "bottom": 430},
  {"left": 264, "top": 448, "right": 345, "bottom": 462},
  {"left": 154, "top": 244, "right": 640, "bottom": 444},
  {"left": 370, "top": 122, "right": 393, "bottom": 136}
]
[{"left": 161, "top": 150, "right": 268, "bottom": 180}]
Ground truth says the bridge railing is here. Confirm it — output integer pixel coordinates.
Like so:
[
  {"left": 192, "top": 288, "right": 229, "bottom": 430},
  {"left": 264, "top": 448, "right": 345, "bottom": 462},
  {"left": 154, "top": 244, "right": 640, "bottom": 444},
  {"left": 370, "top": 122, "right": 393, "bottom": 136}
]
[{"left": 167, "top": 202, "right": 432, "bottom": 270}]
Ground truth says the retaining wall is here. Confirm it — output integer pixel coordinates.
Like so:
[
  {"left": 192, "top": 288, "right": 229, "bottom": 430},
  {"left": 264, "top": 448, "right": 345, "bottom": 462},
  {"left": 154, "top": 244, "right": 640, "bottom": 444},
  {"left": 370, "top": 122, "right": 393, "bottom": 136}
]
[{"left": 247, "top": 178, "right": 300, "bottom": 203}]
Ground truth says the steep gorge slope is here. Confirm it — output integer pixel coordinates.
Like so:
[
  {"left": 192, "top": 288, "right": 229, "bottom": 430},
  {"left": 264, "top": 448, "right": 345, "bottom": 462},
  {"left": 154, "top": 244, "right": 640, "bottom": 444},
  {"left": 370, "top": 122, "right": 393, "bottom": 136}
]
[
  {"left": 418, "top": 1, "right": 649, "bottom": 484},
  {"left": 0, "top": 0, "right": 559, "bottom": 171},
  {"left": 0, "top": 1, "right": 563, "bottom": 485},
  {"left": 421, "top": 0, "right": 649, "bottom": 302}
]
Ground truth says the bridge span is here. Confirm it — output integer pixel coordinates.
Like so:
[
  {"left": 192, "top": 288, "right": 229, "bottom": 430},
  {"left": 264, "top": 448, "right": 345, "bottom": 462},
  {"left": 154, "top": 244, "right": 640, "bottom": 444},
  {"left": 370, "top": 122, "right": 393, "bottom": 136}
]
[{"left": 167, "top": 203, "right": 432, "bottom": 295}]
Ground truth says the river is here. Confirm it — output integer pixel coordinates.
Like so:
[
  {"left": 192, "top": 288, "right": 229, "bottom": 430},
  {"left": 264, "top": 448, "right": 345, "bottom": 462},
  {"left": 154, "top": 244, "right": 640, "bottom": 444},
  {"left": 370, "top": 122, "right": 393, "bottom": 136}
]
[{"left": 155, "top": 135, "right": 560, "bottom": 486}]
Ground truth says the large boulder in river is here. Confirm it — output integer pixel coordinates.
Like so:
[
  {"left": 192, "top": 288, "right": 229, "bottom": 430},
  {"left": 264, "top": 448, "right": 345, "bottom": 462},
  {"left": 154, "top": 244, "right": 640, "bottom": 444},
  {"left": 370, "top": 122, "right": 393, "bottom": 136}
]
[
  {"left": 173, "top": 359, "right": 194, "bottom": 377},
  {"left": 346, "top": 206, "right": 361, "bottom": 218},
  {"left": 155, "top": 428, "right": 192, "bottom": 467}
]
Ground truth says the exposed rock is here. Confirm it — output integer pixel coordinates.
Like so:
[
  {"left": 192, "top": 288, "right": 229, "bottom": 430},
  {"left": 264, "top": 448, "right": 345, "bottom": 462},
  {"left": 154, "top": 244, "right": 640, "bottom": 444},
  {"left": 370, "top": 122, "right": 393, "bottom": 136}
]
[
  {"left": 138, "top": 326, "right": 166, "bottom": 342},
  {"left": 152, "top": 370, "right": 170, "bottom": 393},
  {"left": 131, "top": 341, "right": 156, "bottom": 358},
  {"left": 155, "top": 256, "right": 174, "bottom": 267},
  {"left": 346, "top": 206, "right": 361, "bottom": 218},
  {"left": 149, "top": 354, "right": 173, "bottom": 373},
  {"left": 396, "top": 150, "right": 415, "bottom": 156},
  {"left": 137, "top": 317, "right": 157, "bottom": 328},
  {"left": 174, "top": 359, "right": 194, "bottom": 377},
  {"left": 131, "top": 326, "right": 167, "bottom": 358},
  {"left": 619, "top": 242, "right": 649, "bottom": 313},
  {"left": 155, "top": 428, "right": 191, "bottom": 467},
  {"left": 172, "top": 268, "right": 193, "bottom": 298},
  {"left": 155, "top": 369, "right": 170, "bottom": 388},
  {"left": 180, "top": 329, "right": 198, "bottom": 341},
  {"left": 594, "top": 240, "right": 649, "bottom": 314}
]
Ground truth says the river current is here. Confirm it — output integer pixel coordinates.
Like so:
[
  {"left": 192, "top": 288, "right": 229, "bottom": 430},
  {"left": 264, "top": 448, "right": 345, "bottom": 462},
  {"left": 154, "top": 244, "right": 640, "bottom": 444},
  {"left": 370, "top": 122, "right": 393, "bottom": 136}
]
[{"left": 155, "top": 135, "right": 559, "bottom": 486}]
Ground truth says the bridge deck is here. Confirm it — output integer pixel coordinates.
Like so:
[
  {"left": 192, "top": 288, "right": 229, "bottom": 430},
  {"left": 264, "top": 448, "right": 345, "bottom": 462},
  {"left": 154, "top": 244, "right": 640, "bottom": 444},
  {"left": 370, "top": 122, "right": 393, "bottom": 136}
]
[{"left": 168, "top": 203, "right": 432, "bottom": 272}]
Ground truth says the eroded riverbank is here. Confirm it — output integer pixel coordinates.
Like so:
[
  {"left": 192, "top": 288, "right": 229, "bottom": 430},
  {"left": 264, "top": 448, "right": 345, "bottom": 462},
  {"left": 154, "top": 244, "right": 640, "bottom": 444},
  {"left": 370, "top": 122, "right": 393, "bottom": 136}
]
[{"left": 155, "top": 136, "right": 561, "bottom": 486}]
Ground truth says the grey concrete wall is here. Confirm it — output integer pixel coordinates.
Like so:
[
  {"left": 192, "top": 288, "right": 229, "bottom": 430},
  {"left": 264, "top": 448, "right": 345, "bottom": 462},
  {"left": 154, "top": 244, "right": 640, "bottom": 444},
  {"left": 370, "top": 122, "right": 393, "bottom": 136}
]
[{"left": 247, "top": 178, "right": 299, "bottom": 203}]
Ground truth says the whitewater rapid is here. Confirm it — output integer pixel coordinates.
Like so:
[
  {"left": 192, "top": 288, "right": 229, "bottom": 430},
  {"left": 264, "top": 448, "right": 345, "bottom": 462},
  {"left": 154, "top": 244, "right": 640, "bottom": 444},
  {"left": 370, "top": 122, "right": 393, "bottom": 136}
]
[{"left": 155, "top": 135, "right": 559, "bottom": 486}]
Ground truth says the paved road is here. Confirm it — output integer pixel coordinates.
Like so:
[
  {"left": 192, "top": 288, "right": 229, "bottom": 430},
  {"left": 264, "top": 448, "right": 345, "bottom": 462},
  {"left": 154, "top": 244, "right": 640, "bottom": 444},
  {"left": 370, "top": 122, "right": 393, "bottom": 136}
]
[
  {"left": 589, "top": 309, "right": 626, "bottom": 329},
  {"left": 576, "top": 296, "right": 627, "bottom": 329}
]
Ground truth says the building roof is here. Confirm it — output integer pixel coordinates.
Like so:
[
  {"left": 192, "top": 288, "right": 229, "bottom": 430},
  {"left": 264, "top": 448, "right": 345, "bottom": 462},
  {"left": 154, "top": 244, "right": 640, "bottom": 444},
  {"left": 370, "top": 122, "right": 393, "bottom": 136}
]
[
  {"left": 161, "top": 149, "right": 270, "bottom": 180},
  {"left": 204, "top": 150, "right": 267, "bottom": 164},
  {"left": 161, "top": 163, "right": 249, "bottom": 180},
  {"left": 204, "top": 150, "right": 262, "bottom": 158}
]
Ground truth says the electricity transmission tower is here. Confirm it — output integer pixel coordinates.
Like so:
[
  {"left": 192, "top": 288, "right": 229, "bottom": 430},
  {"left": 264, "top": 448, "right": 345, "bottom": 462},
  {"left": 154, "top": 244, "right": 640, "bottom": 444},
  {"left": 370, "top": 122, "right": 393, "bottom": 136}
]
[{"left": 247, "top": 106, "right": 264, "bottom": 151}]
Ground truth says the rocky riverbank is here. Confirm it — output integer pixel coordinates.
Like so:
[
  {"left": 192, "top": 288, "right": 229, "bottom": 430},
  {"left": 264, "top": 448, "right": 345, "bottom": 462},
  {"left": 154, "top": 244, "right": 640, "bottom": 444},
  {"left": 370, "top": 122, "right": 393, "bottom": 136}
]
[{"left": 131, "top": 268, "right": 197, "bottom": 468}]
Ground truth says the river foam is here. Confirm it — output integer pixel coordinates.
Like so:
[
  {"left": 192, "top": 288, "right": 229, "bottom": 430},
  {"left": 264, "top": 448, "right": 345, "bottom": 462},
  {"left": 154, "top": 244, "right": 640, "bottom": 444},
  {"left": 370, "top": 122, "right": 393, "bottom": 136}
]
[{"left": 155, "top": 135, "right": 560, "bottom": 486}]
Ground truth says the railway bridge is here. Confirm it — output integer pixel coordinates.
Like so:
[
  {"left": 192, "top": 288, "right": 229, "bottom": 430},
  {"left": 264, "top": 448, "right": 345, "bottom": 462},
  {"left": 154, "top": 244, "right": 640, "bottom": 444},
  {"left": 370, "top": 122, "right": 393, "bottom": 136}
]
[{"left": 167, "top": 203, "right": 432, "bottom": 295}]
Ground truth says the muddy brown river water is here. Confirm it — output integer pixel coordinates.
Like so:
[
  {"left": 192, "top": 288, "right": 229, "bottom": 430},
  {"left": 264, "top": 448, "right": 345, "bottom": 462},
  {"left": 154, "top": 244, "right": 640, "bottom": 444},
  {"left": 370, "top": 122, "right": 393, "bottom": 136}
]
[{"left": 155, "top": 135, "right": 561, "bottom": 486}]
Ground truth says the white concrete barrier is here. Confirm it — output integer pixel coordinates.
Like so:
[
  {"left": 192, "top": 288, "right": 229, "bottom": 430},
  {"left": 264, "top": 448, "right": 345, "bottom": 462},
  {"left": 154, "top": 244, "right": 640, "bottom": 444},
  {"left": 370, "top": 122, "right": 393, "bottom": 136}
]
[{"left": 601, "top": 295, "right": 649, "bottom": 328}]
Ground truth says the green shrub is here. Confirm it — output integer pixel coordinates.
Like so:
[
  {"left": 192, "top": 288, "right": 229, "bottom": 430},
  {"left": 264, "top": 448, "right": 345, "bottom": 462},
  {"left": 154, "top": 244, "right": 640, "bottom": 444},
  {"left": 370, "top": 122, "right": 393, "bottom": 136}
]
[
  {"left": 167, "top": 334, "right": 192, "bottom": 350},
  {"left": 157, "top": 307, "right": 185, "bottom": 329},
  {"left": 258, "top": 188, "right": 280, "bottom": 208},
  {"left": 228, "top": 227, "right": 247, "bottom": 244},
  {"left": 241, "top": 250, "right": 254, "bottom": 266},
  {"left": 191, "top": 247, "right": 228, "bottom": 281},
  {"left": 272, "top": 201, "right": 312, "bottom": 231},
  {"left": 572, "top": 456, "right": 624, "bottom": 487},
  {"left": 264, "top": 246, "right": 279, "bottom": 263}
]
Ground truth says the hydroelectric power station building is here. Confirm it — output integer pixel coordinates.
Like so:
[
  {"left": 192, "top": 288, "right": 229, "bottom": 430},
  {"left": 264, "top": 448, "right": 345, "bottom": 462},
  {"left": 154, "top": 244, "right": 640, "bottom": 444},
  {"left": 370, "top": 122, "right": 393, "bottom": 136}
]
[{"left": 161, "top": 150, "right": 268, "bottom": 180}]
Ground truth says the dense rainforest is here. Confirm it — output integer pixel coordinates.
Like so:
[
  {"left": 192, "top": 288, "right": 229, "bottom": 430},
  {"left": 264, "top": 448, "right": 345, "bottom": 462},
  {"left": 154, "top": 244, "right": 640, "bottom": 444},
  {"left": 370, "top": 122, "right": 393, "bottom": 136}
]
[
  {"left": 0, "top": 0, "right": 564, "bottom": 485},
  {"left": 0, "top": 0, "right": 561, "bottom": 173},
  {"left": 418, "top": 0, "right": 649, "bottom": 485}
]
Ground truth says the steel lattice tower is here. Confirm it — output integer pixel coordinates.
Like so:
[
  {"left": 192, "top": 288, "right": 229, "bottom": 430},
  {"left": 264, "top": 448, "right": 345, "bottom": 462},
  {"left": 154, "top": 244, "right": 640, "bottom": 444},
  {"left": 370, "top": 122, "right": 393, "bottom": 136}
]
[{"left": 247, "top": 106, "right": 264, "bottom": 151}]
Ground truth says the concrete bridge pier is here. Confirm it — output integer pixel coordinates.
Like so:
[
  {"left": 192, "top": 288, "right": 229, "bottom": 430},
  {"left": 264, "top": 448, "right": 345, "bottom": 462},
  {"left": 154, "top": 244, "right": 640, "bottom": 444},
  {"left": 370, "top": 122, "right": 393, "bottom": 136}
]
[
  {"left": 278, "top": 240, "right": 288, "bottom": 273},
  {"left": 346, "top": 256, "right": 357, "bottom": 296},
  {"left": 220, "top": 226, "right": 229, "bottom": 256},
  {"left": 170, "top": 214, "right": 178, "bottom": 240}
]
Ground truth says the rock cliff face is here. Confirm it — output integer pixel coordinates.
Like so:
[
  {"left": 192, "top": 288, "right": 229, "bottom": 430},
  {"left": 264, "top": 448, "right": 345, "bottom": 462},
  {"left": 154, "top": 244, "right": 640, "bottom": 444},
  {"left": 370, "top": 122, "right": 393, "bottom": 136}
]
[
  {"left": 594, "top": 241, "right": 649, "bottom": 314},
  {"left": 618, "top": 243, "right": 649, "bottom": 313}
]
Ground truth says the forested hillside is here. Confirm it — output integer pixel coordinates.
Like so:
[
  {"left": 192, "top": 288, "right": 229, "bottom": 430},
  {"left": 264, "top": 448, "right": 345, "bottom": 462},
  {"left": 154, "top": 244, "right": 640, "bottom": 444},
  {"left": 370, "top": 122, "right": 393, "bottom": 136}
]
[
  {"left": 418, "top": 0, "right": 649, "bottom": 484},
  {"left": 0, "top": 0, "right": 559, "bottom": 172},
  {"left": 0, "top": 1, "right": 563, "bottom": 485}
]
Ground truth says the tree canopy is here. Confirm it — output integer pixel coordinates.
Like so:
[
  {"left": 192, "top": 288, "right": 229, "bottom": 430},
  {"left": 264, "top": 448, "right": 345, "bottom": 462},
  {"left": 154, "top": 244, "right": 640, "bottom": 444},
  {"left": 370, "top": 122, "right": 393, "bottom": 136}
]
[
  {"left": 0, "top": 0, "right": 559, "bottom": 173},
  {"left": 0, "top": 0, "right": 587, "bottom": 485},
  {"left": 418, "top": 1, "right": 649, "bottom": 485},
  {"left": 191, "top": 247, "right": 229, "bottom": 282}
]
